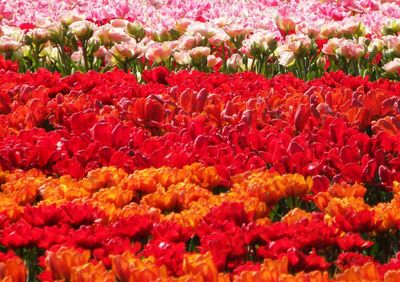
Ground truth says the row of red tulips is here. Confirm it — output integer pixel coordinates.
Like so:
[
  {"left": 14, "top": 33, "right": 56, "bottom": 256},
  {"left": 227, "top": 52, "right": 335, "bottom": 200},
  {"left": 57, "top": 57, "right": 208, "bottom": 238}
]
[{"left": 1, "top": 57, "right": 400, "bottom": 188}]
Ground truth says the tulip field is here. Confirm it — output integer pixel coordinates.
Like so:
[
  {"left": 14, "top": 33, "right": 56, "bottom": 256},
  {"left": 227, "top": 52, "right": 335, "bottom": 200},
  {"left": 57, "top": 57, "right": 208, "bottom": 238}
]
[{"left": 1, "top": 0, "right": 400, "bottom": 281}]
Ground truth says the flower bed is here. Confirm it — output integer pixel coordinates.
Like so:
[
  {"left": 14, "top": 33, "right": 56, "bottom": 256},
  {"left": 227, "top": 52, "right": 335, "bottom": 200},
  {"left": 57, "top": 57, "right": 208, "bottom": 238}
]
[
  {"left": 0, "top": 59, "right": 400, "bottom": 280},
  {"left": 1, "top": 0, "right": 400, "bottom": 281}
]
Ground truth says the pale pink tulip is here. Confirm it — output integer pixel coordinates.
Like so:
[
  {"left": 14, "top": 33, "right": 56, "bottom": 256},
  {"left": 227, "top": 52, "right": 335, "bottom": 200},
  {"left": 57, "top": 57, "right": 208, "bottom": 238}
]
[
  {"left": 0, "top": 36, "right": 21, "bottom": 52},
  {"left": 227, "top": 53, "right": 244, "bottom": 71},
  {"left": 338, "top": 41, "right": 365, "bottom": 60},
  {"left": 173, "top": 51, "right": 191, "bottom": 65},
  {"left": 207, "top": 54, "right": 221, "bottom": 68},
  {"left": 189, "top": 46, "right": 210, "bottom": 61},
  {"left": 69, "top": 20, "right": 95, "bottom": 40},
  {"left": 383, "top": 58, "right": 400, "bottom": 73},
  {"left": 145, "top": 42, "right": 171, "bottom": 62}
]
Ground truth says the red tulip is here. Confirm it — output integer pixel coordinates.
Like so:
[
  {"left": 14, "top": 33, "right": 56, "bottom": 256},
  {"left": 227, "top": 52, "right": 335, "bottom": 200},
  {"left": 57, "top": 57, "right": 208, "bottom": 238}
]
[{"left": 294, "top": 104, "right": 310, "bottom": 132}]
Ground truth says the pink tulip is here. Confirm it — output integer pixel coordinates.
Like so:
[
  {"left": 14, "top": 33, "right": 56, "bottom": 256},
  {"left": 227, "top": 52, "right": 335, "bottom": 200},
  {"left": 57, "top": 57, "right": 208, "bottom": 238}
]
[
  {"left": 189, "top": 46, "right": 210, "bottom": 61},
  {"left": 206, "top": 55, "right": 221, "bottom": 68},
  {"left": 338, "top": 41, "right": 365, "bottom": 60},
  {"left": 227, "top": 54, "right": 244, "bottom": 71},
  {"left": 0, "top": 36, "right": 21, "bottom": 52},
  {"left": 69, "top": 20, "right": 95, "bottom": 40},
  {"left": 383, "top": 58, "right": 400, "bottom": 74},
  {"left": 145, "top": 42, "right": 171, "bottom": 62},
  {"left": 173, "top": 51, "right": 191, "bottom": 65}
]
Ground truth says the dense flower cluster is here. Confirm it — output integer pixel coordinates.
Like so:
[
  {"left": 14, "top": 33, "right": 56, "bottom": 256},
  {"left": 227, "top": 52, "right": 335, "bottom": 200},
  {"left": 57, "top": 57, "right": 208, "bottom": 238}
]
[
  {"left": 1, "top": 163, "right": 400, "bottom": 281},
  {"left": 2, "top": 0, "right": 400, "bottom": 280},
  {"left": 0, "top": 56, "right": 400, "bottom": 280},
  {"left": 1, "top": 0, "right": 400, "bottom": 34},
  {"left": 0, "top": 3, "right": 399, "bottom": 79}
]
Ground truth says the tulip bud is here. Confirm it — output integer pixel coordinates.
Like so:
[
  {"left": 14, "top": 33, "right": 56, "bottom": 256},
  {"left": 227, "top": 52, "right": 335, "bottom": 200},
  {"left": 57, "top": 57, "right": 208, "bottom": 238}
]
[
  {"left": 316, "top": 103, "right": 333, "bottom": 115},
  {"left": 112, "top": 41, "right": 140, "bottom": 59},
  {"left": 94, "top": 25, "right": 130, "bottom": 45},
  {"left": 69, "top": 20, "right": 95, "bottom": 41},
  {"left": 112, "top": 252, "right": 168, "bottom": 281},
  {"left": 179, "top": 35, "right": 198, "bottom": 50},
  {"left": 189, "top": 46, "right": 210, "bottom": 61},
  {"left": 126, "top": 21, "right": 146, "bottom": 41},
  {"left": 196, "top": 88, "right": 208, "bottom": 112},
  {"left": 224, "top": 25, "right": 251, "bottom": 38},
  {"left": 386, "top": 36, "right": 400, "bottom": 56},
  {"left": 368, "top": 38, "right": 385, "bottom": 53},
  {"left": 194, "top": 135, "right": 209, "bottom": 154},
  {"left": 294, "top": 104, "right": 310, "bottom": 132},
  {"left": 26, "top": 28, "right": 49, "bottom": 45},
  {"left": 382, "top": 19, "right": 400, "bottom": 36},
  {"left": 61, "top": 13, "right": 85, "bottom": 27},
  {"left": 71, "top": 49, "right": 83, "bottom": 63},
  {"left": 145, "top": 98, "right": 165, "bottom": 123},
  {"left": 71, "top": 262, "right": 115, "bottom": 282},
  {"left": 319, "top": 23, "right": 339, "bottom": 39},
  {"left": 227, "top": 54, "right": 244, "bottom": 71},
  {"left": 340, "top": 22, "right": 366, "bottom": 38},
  {"left": 110, "top": 19, "right": 128, "bottom": 28},
  {"left": 47, "top": 24, "right": 66, "bottom": 44},
  {"left": 241, "top": 110, "right": 257, "bottom": 128},
  {"left": 317, "top": 56, "right": 327, "bottom": 70}
]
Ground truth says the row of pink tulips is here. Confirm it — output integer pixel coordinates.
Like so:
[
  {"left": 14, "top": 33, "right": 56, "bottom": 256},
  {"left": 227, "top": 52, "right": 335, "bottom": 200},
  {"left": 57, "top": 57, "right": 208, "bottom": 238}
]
[
  {"left": 1, "top": 0, "right": 400, "bottom": 36},
  {"left": 0, "top": 17, "right": 399, "bottom": 79}
]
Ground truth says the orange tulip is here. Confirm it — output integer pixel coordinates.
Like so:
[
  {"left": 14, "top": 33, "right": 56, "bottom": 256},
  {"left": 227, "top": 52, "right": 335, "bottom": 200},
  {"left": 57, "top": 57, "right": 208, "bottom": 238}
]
[
  {"left": 334, "top": 262, "right": 380, "bottom": 281},
  {"left": 282, "top": 208, "right": 312, "bottom": 225},
  {"left": 328, "top": 183, "right": 366, "bottom": 198},
  {"left": 111, "top": 252, "right": 168, "bottom": 282},
  {"left": 92, "top": 186, "right": 133, "bottom": 207},
  {"left": 150, "top": 166, "right": 188, "bottom": 188},
  {"left": 325, "top": 197, "right": 369, "bottom": 217},
  {"left": 120, "top": 202, "right": 161, "bottom": 220},
  {"left": 313, "top": 192, "right": 332, "bottom": 211},
  {"left": 393, "top": 181, "right": 400, "bottom": 195},
  {"left": 279, "top": 271, "right": 329, "bottom": 282},
  {"left": 175, "top": 183, "right": 211, "bottom": 209},
  {"left": 45, "top": 247, "right": 90, "bottom": 281},
  {"left": 374, "top": 201, "right": 400, "bottom": 231},
  {"left": 141, "top": 187, "right": 178, "bottom": 211},
  {"left": 86, "top": 166, "right": 128, "bottom": 192},
  {"left": 183, "top": 252, "right": 219, "bottom": 282},
  {"left": 70, "top": 262, "right": 115, "bottom": 282},
  {"left": 235, "top": 257, "right": 289, "bottom": 282},
  {"left": 384, "top": 269, "right": 400, "bottom": 282},
  {"left": 181, "top": 163, "right": 220, "bottom": 188},
  {"left": 124, "top": 170, "right": 158, "bottom": 195},
  {"left": 0, "top": 257, "right": 27, "bottom": 282}
]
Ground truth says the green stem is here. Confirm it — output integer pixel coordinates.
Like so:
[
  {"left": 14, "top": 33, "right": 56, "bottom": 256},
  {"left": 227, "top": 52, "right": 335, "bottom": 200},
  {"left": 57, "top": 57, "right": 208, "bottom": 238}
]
[
  {"left": 56, "top": 44, "right": 69, "bottom": 75},
  {"left": 81, "top": 40, "right": 89, "bottom": 72},
  {"left": 27, "top": 247, "right": 37, "bottom": 282}
]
